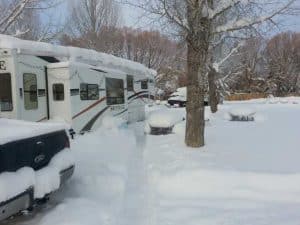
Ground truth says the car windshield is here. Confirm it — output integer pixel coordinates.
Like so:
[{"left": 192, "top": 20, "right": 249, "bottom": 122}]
[{"left": 0, "top": 73, "right": 13, "bottom": 111}]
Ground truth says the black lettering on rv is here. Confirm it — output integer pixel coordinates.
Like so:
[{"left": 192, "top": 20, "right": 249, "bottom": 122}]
[{"left": 0, "top": 61, "right": 6, "bottom": 70}]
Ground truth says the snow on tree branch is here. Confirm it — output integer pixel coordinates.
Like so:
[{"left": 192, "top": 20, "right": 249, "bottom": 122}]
[
  {"left": 208, "top": 0, "right": 244, "bottom": 19},
  {"left": 214, "top": 0, "right": 296, "bottom": 34},
  {"left": 0, "top": 0, "right": 31, "bottom": 33}
]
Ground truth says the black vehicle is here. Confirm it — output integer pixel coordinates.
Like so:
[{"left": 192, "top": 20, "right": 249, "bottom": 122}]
[
  {"left": 167, "top": 87, "right": 209, "bottom": 107},
  {"left": 0, "top": 118, "right": 75, "bottom": 221}
]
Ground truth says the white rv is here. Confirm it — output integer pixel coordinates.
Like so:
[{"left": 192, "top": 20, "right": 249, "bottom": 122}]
[{"left": 0, "top": 35, "right": 155, "bottom": 134}]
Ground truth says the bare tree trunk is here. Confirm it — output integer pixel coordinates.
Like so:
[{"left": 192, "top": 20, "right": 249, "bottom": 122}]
[
  {"left": 208, "top": 67, "right": 218, "bottom": 113},
  {"left": 185, "top": 42, "right": 205, "bottom": 148}
]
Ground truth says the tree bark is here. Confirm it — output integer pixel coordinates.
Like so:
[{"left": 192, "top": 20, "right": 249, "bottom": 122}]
[
  {"left": 208, "top": 67, "right": 218, "bottom": 113},
  {"left": 185, "top": 43, "right": 205, "bottom": 148},
  {"left": 184, "top": 1, "right": 211, "bottom": 148}
]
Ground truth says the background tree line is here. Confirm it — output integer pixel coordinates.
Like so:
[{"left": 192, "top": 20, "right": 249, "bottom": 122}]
[
  {"left": 1, "top": 0, "right": 298, "bottom": 99},
  {"left": 1, "top": 0, "right": 299, "bottom": 147}
]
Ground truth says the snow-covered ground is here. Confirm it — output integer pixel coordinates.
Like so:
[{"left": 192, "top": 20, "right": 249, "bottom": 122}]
[{"left": 3, "top": 97, "right": 300, "bottom": 225}]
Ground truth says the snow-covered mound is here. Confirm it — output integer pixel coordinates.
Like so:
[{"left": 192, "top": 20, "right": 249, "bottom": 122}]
[
  {"left": 229, "top": 107, "right": 256, "bottom": 116},
  {"left": 0, "top": 34, "right": 156, "bottom": 78},
  {"left": 0, "top": 118, "right": 67, "bottom": 145},
  {"left": 147, "top": 109, "right": 185, "bottom": 128},
  {"left": 145, "top": 106, "right": 211, "bottom": 134},
  {"left": 0, "top": 149, "right": 74, "bottom": 202},
  {"left": 266, "top": 96, "right": 300, "bottom": 105},
  {"left": 226, "top": 107, "right": 256, "bottom": 121}
]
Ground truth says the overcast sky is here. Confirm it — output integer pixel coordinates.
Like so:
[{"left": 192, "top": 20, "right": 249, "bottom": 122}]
[{"left": 53, "top": 0, "right": 300, "bottom": 33}]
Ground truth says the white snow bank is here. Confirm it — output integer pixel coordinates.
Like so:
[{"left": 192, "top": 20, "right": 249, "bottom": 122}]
[
  {"left": 36, "top": 126, "right": 137, "bottom": 225},
  {"left": 0, "top": 34, "right": 156, "bottom": 78},
  {"left": 156, "top": 169, "right": 300, "bottom": 203},
  {"left": 101, "top": 115, "right": 127, "bottom": 130},
  {"left": 147, "top": 109, "right": 185, "bottom": 128},
  {"left": 0, "top": 168, "right": 35, "bottom": 203},
  {"left": 0, "top": 149, "right": 74, "bottom": 202},
  {"left": 266, "top": 97, "right": 300, "bottom": 105},
  {"left": 0, "top": 118, "right": 67, "bottom": 145}
]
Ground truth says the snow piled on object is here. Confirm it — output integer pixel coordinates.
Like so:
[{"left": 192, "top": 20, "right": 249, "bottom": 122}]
[
  {"left": 0, "top": 34, "right": 156, "bottom": 78},
  {"left": 147, "top": 109, "right": 185, "bottom": 128},
  {"left": 229, "top": 107, "right": 255, "bottom": 116},
  {"left": 145, "top": 107, "right": 210, "bottom": 134},
  {"left": 0, "top": 168, "right": 35, "bottom": 203},
  {"left": 168, "top": 87, "right": 186, "bottom": 102},
  {"left": 0, "top": 149, "right": 74, "bottom": 202},
  {"left": 35, "top": 150, "right": 75, "bottom": 199},
  {"left": 0, "top": 118, "right": 67, "bottom": 145}
]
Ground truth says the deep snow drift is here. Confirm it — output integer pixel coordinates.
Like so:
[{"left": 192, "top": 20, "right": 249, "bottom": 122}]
[{"left": 4, "top": 97, "right": 300, "bottom": 225}]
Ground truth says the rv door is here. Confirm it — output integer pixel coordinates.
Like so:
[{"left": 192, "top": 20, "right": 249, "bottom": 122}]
[
  {"left": 0, "top": 73, "right": 13, "bottom": 113},
  {"left": 17, "top": 58, "right": 48, "bottom": 122}
]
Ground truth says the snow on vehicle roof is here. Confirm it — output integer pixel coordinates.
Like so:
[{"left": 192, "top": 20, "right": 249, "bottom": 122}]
[
  {"left": 0, "top": 118, "right": 67, "bottom": 145},
  {"left": 0, "top": 34, "right": 156, "bottom": 78},
  {"left": 171, "top": 87, "right": 187, "bottom": 97}
]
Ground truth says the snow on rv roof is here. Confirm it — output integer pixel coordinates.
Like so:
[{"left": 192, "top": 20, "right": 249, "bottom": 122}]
[
  {"left": 47, "top": 61, "right": 129, "bottom": 77},
  {"left": 0, "top": 34, "right": 156, "bottom": 78}
]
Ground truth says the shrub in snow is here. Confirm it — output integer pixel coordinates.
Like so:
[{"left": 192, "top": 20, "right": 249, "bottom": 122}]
[{"left": 227, "top": 108, "right": 256, "bottom": 122}]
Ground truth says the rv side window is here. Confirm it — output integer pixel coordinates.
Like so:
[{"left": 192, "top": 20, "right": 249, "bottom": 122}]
[
  {"left": 127, "top": 75, "right": 134, "bottom": 91},
  {"left": 23, "top": 73, "right": 38, "bottom": 110},
  {"left": 141, "top": 80, "right": 148, "bottom": 89},
  {"left": 53, "top": 83, "right": 64, "bottom": 101},
  {"left": 80, "top": 83, "right": 99, "bottom": 100},
  {"left": 0, "top": 73, "right": 13, "bottom": 111},
  {"left": 106, "top": 78, "right": 125, "bottom": 105}
]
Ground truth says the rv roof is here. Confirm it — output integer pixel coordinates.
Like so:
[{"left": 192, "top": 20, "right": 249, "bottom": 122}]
[{"left": 0, "top": 34, "right": 156, "bottom": 78}]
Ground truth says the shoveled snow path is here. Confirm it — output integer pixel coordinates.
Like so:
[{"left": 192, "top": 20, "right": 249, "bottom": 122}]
[{"left": 118, "top": 125, "right": 157, "bottom": 225}]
